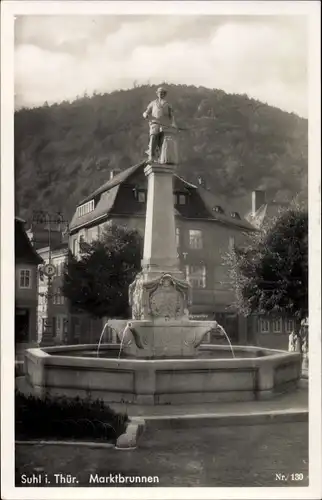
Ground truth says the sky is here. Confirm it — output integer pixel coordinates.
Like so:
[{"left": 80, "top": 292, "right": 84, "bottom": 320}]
[{"left": 14, "top": 15, "right": 308, "bottom": 117}]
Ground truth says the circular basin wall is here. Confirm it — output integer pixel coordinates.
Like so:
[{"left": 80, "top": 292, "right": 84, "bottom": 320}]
[{"left": 24, "top": 344, "right": 302, "bottom": 406}]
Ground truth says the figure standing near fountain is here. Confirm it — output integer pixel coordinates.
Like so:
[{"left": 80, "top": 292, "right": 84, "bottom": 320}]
[{"left": 143, "top": 87, "right": 177, "bottom": 163}]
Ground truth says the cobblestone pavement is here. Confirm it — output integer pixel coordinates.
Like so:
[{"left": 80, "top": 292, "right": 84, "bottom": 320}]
[{"left": 15, "top": 421, "right": 308, "bottom": 487}]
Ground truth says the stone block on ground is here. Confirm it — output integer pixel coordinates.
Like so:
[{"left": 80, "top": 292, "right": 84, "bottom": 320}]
[{"left": 115, "top": 418, "right": 145, "bottom": 450}]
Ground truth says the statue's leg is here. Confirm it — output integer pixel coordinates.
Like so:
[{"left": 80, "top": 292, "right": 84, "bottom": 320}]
[
  {"left": 157, "top": 132, "right": 164, "bottom": 157},
  {"left": 148, "top": 134, "right": 157, "bottom": 161},
  {"left": 151, "top": 132, "right": 164, "bottom": 162},
  {"left": 159, "top": 131, "right": 165, "bottom": 150},
  {"left": 146, "top": 135, "right": 152, "bottom": 159}
]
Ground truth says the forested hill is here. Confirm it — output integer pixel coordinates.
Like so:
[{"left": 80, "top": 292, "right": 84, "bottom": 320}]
[{"left": 15, "top": 84, "right": 308, "bottom": 224}]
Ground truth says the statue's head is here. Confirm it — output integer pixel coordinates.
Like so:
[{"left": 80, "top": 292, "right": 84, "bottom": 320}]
[{"left": 156, "top": 87, "right": 167, "bottom": 98}]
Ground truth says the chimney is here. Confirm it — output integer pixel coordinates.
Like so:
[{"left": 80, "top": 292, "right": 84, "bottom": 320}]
[
  {"left": 252, "top": 190, "right": 266, "bottom": 215},
  {"left": 197, "top": 176, "right": 206, "bottom": 189},
  {"left": 110, "top": 169, "right": 121, "bottom": 180}
]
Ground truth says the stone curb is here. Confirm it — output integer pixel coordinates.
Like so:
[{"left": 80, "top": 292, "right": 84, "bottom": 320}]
[
  {"left": 115, "top": 417, "right": 146, "bottom": 450},
  {"left": 15, "top": 418, "right": 147, "bottom": 451},
  {"left": 143, "top": 409, "right": 308, "bottom": 429},
  {"left": 15, "top": 440, "right": 114, "bottom": 449}
]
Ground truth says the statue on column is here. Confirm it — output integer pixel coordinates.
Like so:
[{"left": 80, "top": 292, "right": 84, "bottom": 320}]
[{"left": 143, "top": 87, "right": 178, "bottom": 164}]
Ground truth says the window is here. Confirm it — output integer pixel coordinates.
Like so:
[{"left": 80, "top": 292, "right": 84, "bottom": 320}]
[
  {"left": 174, "top": 193, "right": 186, "bottom": 205},
  {"left": 214, "top": 265, "right": 229, "bottom": 288},
  {"left": 138, "top": 191, "right": 146, "bottom": 203},
  {"left": 259, "top": 318, "right": 270, "bottom": 333},
  {"left": 185, "top": 265, "right": 206, "bottom": 288},
  {"left": 42, "top": 318, "right": 47, "bottom": 333},
  {"left": 272, "top": 318, "right": 282, "bottom": 333},
  {"left": 42, "top": 317, "right": 53, "bottom": 336},
  {"left": 38, "top": 265, "right": 44, "bottom": 282},
  {"left": 87, "top": 228, "right": 96, "bottom": 244},
  {"left": 56, "top": 316, "right": 61, "bottom": 331},
  {"left": 179, "top": 194, "right": 186, "bottom": 205},
  {"left": 79, "top": 235, "right": 85, "bottom": 247},
  {"left": 63, "top": 318, "right": 68, "bottom": 334},
  {"left": 228, "top": 236, "right": 235, "bottom": 251},
  {"left": 56, "top": 262, "right": 62, "bottom": 277},
  {"left": 175, "top": 228, "right": 180, "bottom": 248},
  {"left": 72, "top": 238, "right": 77, "bottom": 255},
  {"left": 19, "top": 269, "right": 31, "bottom": 289},
  {"left": 55, "top": 315, "right": 67, "bottom": 336},
  {"left": 57, "top": 288, "right": 65, "bottom": 305},
  {"left": 189, "top": 229, "right": 203, "bottom": 249},
  {"left": 77, "top": 200, "right": 94, "bottom": 217},
  {"left": 213, "top": 205, "right": 225, "bottom": 214},
  {"left": 285, "top": 319, "right": 294, "bottom": 333}
]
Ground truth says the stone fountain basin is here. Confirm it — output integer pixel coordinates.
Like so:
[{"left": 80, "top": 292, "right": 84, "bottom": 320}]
[
  {"left": 24, "top": 344, "right": 302, "bottom": 406},
  {"left": 121, "top": 319, "right": 218, "bottom": 358}
]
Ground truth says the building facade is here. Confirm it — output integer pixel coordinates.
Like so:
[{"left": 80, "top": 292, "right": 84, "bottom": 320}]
[
  {"left": 247, "top": 314, "right": 297, "bottom": 350},
  {"left": 15, "top": 217, "right": 43, "bottom": 347},
  {"left": 37, "top": 243, "right": 69, "bottom": 344},
  {"left": 69, "top": 163, "right": 256, "bottom": 344}
]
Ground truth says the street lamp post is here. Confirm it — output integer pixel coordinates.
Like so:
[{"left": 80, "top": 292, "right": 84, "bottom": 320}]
[{"left": 31, "top": 210, "right": 69, "bottom": 346}]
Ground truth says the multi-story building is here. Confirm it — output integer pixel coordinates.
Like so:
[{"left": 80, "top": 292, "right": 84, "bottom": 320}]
[
  {"left": 37, "top": 242, "right": 69, "bottom": 344},
  {"left": 15, "top": 217, "right": 43, "bottom": 350},
  {"left": 26, "top": 215, "right": 70, "bottom": 344},
  {"left": 69, "top": 162, "right": 256, "bottom": 344},
  {"left": 27, "top": 212, "right": 66, "bottom": 250}
]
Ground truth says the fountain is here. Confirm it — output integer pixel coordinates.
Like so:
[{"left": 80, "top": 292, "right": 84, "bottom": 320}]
[
  {"left": 24, "top": 96, "right": 302, "bottom": 407},
  {"left": 96, "top": 322, "right": 110, "bottom": 357}
]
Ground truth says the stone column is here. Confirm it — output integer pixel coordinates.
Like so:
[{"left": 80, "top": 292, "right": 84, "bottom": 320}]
[
  {"left": 141, "top": 162, "right": 183, "bottom": 281},
  {"left": 125, "top": 155, "right": 217, "bottom": 357}
]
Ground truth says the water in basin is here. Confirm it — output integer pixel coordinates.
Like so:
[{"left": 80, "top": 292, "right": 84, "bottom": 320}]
[{"left": 55, "top": 347, "right": 265, "bottom": 360}]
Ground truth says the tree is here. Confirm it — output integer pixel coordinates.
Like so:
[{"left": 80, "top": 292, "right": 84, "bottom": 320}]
[
  {"left": 62, "top": 223, "right": 143, "bottom": 318},
  {"left": 226, "top": 203, "right": 308, "bottom": 349}
]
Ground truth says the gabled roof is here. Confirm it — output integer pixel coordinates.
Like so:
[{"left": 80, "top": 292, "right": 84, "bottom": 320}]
[
  {"left": 15, "top": 217, "right": 43, "bottom": 265},
  {"left": 70, "top": 162, "right": 255, "bottom": 233},
  {"left": 197, "top": 187, "right": 255, "bottom": 231},
  {"left": 80, "top": 162, "right": 146, "bottom": 204}
]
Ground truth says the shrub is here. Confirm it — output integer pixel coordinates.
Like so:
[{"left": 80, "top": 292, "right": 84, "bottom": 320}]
[{"left": 15, "top": 390, "right": 128, "bottom": 442}]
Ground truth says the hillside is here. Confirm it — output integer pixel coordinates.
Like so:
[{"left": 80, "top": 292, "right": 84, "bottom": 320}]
[{"left": 14, "top": 84, "right": 308, "bottom": 224}]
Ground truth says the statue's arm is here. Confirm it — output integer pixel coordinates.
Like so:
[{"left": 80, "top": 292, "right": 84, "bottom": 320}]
[{"left": 143, "top": 101, "right": 153, "bottom": 119}]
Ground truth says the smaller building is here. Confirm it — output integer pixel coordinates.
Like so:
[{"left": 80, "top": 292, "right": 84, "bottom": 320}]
[
  {"left": 15, "top": 217, "right": 43, "bottom": 346},
  {"left": 248, "top": 315, "right": 297, "bottom": 350}
]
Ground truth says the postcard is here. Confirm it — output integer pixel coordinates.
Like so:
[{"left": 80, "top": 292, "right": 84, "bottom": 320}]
[{"left": 1, "top": 1, "right": 321, "bottom": 499}]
